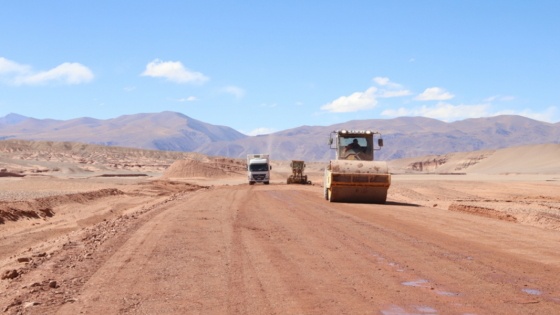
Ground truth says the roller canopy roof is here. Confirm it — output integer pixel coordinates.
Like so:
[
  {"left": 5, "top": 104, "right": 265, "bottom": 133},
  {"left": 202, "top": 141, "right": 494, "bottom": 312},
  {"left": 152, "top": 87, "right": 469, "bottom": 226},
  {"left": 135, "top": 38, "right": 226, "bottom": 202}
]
[{"left": 333, "top": 130, "right": 379, "bottom": 135}]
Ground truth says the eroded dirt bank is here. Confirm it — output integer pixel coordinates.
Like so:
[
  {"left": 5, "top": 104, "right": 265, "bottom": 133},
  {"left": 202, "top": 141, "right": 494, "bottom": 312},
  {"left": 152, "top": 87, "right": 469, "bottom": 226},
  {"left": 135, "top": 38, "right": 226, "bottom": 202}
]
[
  {"left": 1, "top": 182, "right": 559, "bottom": 314},
  {"left": 389, "top": 176, "right": 560, "bottom": 231},
  {"left": 0, "top": 189, "right": 124, "bottom": 224}
]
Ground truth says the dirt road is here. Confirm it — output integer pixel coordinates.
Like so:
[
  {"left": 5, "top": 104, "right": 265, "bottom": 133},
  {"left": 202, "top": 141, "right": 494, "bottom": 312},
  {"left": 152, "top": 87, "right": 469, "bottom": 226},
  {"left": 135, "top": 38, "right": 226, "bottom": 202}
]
[{"left": 39, "top": 183, "right": 558, "bottom": 314}]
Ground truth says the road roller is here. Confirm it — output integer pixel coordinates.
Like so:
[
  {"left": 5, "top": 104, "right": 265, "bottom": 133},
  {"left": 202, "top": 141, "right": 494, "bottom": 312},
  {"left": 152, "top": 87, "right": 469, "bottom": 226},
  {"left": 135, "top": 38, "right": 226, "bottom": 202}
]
[{"left": 323, "top": 130, "right": 390, "bottom": 203}]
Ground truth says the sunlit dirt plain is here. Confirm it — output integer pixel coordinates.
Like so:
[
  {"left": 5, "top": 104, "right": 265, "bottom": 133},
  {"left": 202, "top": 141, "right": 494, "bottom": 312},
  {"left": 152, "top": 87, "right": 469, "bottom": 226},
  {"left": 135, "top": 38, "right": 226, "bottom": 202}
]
[{"left": 1, "top": 141, "right": 560, "bottom": 314}]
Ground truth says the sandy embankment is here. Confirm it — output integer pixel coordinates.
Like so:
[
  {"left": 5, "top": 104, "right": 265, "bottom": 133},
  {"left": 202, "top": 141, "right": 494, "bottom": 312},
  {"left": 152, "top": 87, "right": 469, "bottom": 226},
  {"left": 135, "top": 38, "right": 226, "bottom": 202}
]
[{"left": 388, "top": 143, "right": 560, "bottom": 175}]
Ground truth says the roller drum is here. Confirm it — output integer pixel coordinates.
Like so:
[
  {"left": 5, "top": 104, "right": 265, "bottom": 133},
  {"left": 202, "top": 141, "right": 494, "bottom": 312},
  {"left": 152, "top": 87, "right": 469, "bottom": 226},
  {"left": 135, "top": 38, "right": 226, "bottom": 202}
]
[{"left": 326, "top": 160, "right": 391, "bottom": 204}]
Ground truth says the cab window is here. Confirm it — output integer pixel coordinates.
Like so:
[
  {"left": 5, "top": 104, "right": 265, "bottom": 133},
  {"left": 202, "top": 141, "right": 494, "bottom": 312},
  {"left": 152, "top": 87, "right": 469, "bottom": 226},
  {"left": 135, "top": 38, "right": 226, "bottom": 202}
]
[{"left": 337, "top": 135, "right": 373, "bottom": 160}]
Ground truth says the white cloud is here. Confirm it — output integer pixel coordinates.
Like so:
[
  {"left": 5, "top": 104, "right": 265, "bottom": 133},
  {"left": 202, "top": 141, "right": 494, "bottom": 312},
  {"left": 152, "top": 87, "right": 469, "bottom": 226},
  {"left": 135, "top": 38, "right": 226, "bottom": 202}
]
[
  {"left": 321, "top": 78, "right": 412, "bottom": 113},
  {"left": 484, "top": 95, "right": 515, "bottom": 102},
  {"left": 222, "top": 85, "right": 245, "bottom": 99},
  {"left": 321, "top": 87, "right": 378, "bottom": 113},
  {"left": 494, "top": 106, "right": 556, "bottom": 122},
  {"left": 373, "top": 77, "right": 389, "bottom": 85},
  {"left": 15, "top": 62, "right": 94, "bottom": 85},
  {"left": 372, "top": 77, "right": 402, "bottom": 89},
  {"left": 413, "top": 87, "right": 455, "bottom": 101},
  {"left": 0, "top": 57, "right": 93, "bottom": 85},
  {"left": 244, "top": 127, "right": 276, "bottom": 136},
  {"left": 484, "top": 95, "right": 499, "bottom": 102},
  {"left": 378, "top": 90, "right": 412, "bottom": 98},
  {"left": 381, "top": 103, "right": 557, "bottom": 123},
  {"left": 295, "top": 101, "right": 303, "bottom": 105},
  {"left": 141, "top": 59, "right": 208, "bottom": 84},
  {"left": 0, "top": 57, "right": 30, "bottom": 74},
  {"left": 168, "top": 96, "right": 198, "bottom": 102},
  {"left": 409, "top": 58, "right": 415, "bottom": 62},
  {"left": 382, "top": 102, "right": 490, "bottom": 121},
  {"left": 260, "top": 103, "right": 276, "bottom": 108},
  {"left": 124, "top": 86, "right": 136, "bottom": 92}
]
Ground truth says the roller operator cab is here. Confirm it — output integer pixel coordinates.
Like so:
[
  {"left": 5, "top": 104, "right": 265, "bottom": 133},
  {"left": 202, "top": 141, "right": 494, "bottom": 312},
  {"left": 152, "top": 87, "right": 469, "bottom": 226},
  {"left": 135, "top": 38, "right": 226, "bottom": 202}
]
[
  {"left": 247, "top": 154, "right": 271, "bottom": 185},
  {"left": 324, "top": 130, "right": 391, "bottom": 203}
]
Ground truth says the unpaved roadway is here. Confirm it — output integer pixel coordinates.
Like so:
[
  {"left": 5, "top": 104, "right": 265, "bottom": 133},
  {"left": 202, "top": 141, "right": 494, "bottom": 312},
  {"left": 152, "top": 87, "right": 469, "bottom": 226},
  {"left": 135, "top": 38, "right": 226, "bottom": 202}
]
[{"left": 45, "top": 183, "right": 560, "bottom": 314}]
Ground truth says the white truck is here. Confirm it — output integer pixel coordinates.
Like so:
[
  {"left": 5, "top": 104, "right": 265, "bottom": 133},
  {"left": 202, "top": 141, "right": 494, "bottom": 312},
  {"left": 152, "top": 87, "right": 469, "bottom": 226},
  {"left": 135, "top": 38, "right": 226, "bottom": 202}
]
[{"left": 247, "top": 154, "right": 271, "bottom": 185}]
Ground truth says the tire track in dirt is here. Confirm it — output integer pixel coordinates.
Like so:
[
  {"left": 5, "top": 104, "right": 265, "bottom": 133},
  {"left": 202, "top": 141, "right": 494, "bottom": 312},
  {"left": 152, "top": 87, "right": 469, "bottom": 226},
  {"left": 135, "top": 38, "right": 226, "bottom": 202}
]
[
  {"left": 14, "top": 183, "right": 559, "bottom": 314},
  {"left": 249, "top": 189, "right": 466, "bottom": 314},
  {"left": 226, "top": 186, "right": 277, "bottom": 314},
  {"left": 276, "top": 188, "right": 560, "bottom": 314},
  {"left": 57, "top": 188, "right": 227, "bottom": 314}
]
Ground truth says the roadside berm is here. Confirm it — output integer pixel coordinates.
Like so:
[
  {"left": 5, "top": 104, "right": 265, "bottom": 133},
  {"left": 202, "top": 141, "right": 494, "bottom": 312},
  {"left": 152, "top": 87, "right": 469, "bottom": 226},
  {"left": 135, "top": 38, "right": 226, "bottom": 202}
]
[{"left": 162, "top": 158, "right": 246, "bottom": 179}]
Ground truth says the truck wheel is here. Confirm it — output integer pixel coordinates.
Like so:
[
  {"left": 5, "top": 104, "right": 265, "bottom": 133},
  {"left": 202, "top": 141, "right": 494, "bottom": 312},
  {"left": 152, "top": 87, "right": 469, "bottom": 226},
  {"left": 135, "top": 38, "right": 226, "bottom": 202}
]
[
  {"left": 249, "top": 181, "right": 255, "bottom": 185},
  {"left": 264, "top": 181, "right": 270, "bottom": 185}
]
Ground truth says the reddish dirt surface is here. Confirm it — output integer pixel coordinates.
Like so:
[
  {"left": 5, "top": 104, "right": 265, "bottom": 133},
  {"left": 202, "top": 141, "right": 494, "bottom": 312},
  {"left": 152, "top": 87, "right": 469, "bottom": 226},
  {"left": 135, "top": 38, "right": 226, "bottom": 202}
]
[
  {"left": 0, "top": 189, "right": 124, "bottom": 224},
  {"left": 2, "top": 182, "right": 559, "bottom": 314}
]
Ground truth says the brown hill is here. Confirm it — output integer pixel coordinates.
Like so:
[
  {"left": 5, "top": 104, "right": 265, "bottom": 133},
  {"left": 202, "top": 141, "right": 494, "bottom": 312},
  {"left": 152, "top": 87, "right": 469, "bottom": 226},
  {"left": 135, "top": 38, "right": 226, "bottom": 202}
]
[
  {"left": 0, "top": 139, "right": 212, "bottom": 175},
  {"left": 388, "top": 143, "right": 560, "bottom": 174},
  {"left": 0, "top": 111, "right": 246, "bottom": 152},
  {"left": 162, "top": 158, "right": 246, "bottom": 179},
  {"left": 196, "top": 115, "right": 560, "bottom": 161}
]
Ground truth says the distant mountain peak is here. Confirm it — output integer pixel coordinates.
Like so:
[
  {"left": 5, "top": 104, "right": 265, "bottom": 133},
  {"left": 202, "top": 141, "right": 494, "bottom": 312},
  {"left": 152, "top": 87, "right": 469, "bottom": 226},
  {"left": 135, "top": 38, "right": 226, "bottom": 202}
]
[{"left": 0, "top": 113, "right": 28, "bottom": 125}]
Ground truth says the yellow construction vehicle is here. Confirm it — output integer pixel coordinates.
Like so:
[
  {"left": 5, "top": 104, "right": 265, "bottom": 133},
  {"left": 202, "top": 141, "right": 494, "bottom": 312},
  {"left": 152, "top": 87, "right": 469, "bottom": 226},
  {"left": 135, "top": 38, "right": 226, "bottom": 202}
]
[
  {"left": 323, "top": 130, "right": 390, "bottom": 203},
  {"left": 287, "top": 160, "right": 311, "bottom": 184}
]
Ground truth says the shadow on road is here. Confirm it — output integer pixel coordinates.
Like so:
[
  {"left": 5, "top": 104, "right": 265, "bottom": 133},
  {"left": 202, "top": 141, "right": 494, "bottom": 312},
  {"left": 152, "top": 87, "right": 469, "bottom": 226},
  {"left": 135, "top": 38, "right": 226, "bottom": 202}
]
[{"left": 384, "top": 201, "right": 421, "bottom": 207}]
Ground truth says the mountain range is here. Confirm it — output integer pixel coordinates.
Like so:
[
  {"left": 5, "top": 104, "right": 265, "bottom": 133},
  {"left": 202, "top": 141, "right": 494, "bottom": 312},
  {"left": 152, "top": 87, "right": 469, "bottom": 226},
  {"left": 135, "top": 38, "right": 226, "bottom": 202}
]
[
  {"left": 195, "top": 115, "right": 560, "bottom": 161},
  {"left": 0, "top": 112, "right": 558, "bottom": 161},
  {"left": 0, "top": 112, "right": 246, "bottom": 152}
]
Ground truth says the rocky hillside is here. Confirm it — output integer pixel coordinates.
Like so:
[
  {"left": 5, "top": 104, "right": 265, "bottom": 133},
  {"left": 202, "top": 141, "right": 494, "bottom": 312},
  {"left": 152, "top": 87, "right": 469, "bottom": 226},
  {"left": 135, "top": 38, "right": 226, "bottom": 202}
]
[
  {"left": 388, "top": 143, "right": 560, "bottom": 174},
  {"left": 0, "top": 139, "right": 215, "bottom": 175}
]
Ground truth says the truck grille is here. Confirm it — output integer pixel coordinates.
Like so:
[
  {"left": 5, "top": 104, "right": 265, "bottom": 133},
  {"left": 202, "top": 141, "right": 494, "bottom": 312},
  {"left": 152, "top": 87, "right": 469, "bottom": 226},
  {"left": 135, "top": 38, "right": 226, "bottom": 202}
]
[{"left": 252, "top": 174, "right": 266, "bottom": 180}]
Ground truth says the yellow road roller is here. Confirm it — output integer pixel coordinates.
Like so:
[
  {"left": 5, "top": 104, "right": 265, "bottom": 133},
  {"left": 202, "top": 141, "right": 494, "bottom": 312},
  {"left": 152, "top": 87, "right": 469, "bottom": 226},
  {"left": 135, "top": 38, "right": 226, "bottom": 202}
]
[{"left": 323, "top": 130, "right": 390, "bottom": 203}]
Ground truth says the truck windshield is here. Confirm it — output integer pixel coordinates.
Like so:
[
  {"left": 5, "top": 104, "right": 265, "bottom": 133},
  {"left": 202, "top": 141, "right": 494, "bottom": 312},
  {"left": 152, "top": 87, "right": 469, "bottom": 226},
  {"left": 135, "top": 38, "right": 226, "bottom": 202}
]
[{"left": 250, "top": 163, "right": 269, "bottom": 172}]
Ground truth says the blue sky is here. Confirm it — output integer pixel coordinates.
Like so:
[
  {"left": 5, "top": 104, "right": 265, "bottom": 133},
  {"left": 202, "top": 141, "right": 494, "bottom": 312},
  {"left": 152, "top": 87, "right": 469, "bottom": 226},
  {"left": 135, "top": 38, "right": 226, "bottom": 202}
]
[{"left": 1, "top": 1, "right": 558, "bottom": 135}]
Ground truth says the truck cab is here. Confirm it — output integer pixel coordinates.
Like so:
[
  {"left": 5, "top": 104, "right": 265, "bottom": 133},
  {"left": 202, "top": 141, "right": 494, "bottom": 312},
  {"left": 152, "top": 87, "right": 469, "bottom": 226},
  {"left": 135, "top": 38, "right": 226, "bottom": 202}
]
[{"left": 247, "top": 154, "right": 271, "bottom": 185}]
